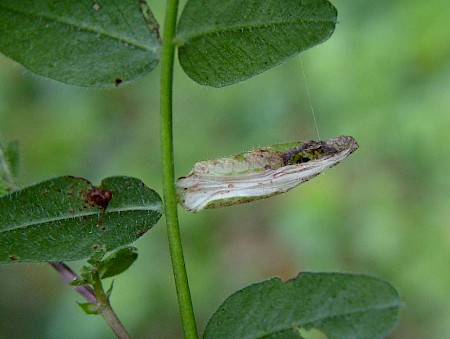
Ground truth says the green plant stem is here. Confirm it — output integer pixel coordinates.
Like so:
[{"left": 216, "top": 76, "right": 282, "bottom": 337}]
[
  {"left": 50, "top": 262, "right": 131, "bottom": 339},
  {"left": 160, "top": 0, "right": 198, "bottom": 338},
  {"left": 91, "top": 272, "right": 131, "bottom": 339}
]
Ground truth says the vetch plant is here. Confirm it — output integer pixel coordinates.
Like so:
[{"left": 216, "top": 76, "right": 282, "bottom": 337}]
[{"left": 0, "top": 0, "right": 400, "bottom": 338}]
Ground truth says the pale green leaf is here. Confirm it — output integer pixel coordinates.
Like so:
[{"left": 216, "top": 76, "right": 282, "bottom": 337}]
[
  {"left": 177, "top": 0, "right": 337, "bottom": 87},
  {"left": 77, "top": 301, "right": 99, "bottom": 315},
  {"left": 204, "top": 272, "right": 400, "bottom": 339},
  {"left": 0, "top": 0, "right": 161, "bottom": 87},
  {"left": 0, "top": 176, "right": 162, "bottom": 263}
]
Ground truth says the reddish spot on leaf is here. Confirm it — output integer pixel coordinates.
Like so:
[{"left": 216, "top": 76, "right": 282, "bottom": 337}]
[
  {"left": 85, "top": 187, "right": 113, "bottom": 226},
  {"left": 85, "top": 187, "right": 112, "bottom": 209}
]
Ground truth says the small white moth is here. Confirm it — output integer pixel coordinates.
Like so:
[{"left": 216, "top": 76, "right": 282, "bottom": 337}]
[{"left": 177, "top": 136, "right": 358, "bottom": 212}]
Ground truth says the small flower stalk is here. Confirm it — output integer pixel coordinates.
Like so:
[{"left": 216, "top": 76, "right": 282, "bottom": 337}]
[{"left": 176, "top": 136, "right": 358, "bottom": 212}]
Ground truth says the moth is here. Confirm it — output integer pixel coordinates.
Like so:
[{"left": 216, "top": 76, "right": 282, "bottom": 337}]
[{"left": 176, "top": 136, "right": 358, "bottom": 212}]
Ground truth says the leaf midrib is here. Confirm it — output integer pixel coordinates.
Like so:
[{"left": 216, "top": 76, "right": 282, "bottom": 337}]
[
  {"left": 0, "top": 4, "right": 158, "bottom": 53},
  {"left": 1, "top": 203, "right": 161, "bottom": 232},
  {"left": 178, "top": 18, "right": 336, "bottom": 42}
]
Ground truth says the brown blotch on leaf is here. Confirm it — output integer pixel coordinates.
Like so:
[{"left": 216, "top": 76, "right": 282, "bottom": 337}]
[
  {"left": 85, "top": 187, "right": 112, "bottom": 227},
  {"left": 85, "top": 187, "right": 112, "bottom": 209}
]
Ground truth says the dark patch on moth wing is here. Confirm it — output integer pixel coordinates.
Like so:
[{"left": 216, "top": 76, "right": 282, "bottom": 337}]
[{"left": 282, "top": 141, "right": 338, "bottom": 165}]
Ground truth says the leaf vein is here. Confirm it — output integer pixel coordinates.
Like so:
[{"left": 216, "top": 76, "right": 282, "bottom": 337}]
[
  {"left": 0, "top": 4, "right": 158, "bottom": 53},
  {"left": 178, "top": 19, "right": 335, "bottom": 42}
]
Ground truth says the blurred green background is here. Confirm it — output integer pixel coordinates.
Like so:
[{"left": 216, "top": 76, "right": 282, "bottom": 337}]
[{"left": 1, "top": 0, "right": 449, "bottom": 338}]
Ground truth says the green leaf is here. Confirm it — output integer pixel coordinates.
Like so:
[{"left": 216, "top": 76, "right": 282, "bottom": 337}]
[
  {"left": 0, "top": 176, "right": 162, "bottom": 263},
  {"left": 5, "top": 141, "right": 20, "bottom": 178},
  {"left": 106, "top": 280, "right": 114, "bottom": 298},
  {"left": 0, "top": 0, "right": 161, "bottom": 87},
  {"left": 98, "top": 247, "right": 138, "bottom": 279},
  {"left": 177, "top": 0, "right": 337, "bottom": 87},
  {"left": 77, "top": 301, "right": 99, "bottom": 315},
  {"left": 70, "top": 278, "right": 88, "bottom": 287},
  {"left": 204, "top": 272, "right": 400, "bottom": 339}
]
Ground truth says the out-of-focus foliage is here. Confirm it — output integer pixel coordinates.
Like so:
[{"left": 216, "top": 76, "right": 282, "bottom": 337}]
[{"left": 0, "top": 0, "right": 449, "bottom": 338}]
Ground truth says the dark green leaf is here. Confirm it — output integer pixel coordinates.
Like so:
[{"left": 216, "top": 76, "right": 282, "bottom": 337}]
[
  {"left": 177, "top": 0, "right": 337, "bottom": 87},
  {"left": 204, "top": 272, "right": 400, "bottom": 339},
  {"left": 77, "top": 301, "right": 99, "bottom": 315},
  {"left": 0, "top": 0, "right": 161, "bottom": 87},
  {"left": 98, "top": 247, "right": 138, "bottom": 279},
  {"left": 0, "top": 176, "right": 162, "bottom": 263}
]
